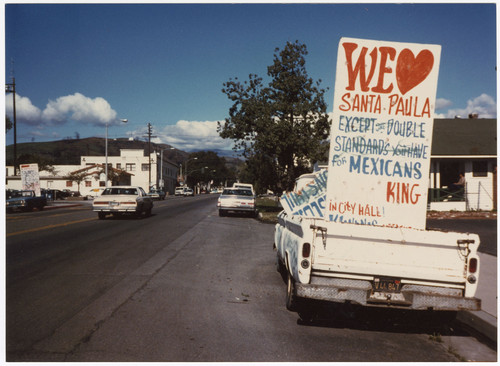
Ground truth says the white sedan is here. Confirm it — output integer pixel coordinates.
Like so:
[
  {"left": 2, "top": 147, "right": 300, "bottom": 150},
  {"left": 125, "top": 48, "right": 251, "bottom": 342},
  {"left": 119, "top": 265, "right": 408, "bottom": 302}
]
[
  {"left": 217, "top": 188, "right": 256, "bottom": 217},
  {"left": 92, "top": 186, "right": 153, "bottom": 219}
]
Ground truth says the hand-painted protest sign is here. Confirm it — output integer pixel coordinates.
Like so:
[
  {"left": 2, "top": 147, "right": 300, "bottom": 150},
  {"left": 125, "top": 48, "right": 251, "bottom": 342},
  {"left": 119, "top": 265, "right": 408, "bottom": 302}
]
[
  {"left": 326, "top": 38, "right": 441, "bottom": 229},
  {"left": 280, "top": 169, "right": 328, "bottom": 218},
  {"left": 21, "top": 163, "right": 41, "bottom": 196}
]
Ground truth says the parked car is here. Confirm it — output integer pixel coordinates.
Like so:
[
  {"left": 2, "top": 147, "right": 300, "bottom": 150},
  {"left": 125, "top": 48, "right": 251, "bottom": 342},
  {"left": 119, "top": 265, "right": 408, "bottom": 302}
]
[
  {"left": 184, "top": 188, "right": 194, "bottom": 197},
  {"left": 217, "top": 188, "right": 256, "bottom": 217},
  {"left": 92, "top": 186, "right": 153, "bottom": 219},
  {"left": 232, "top": 183, "right": 254, "bottom": 195},
  {"left": 85, "top": 188, "right": 105, "bottom": 200},
  {"left": 148, "top": 189, "right": 166, "bottom": 200},
  {"left": 6, "top": 190, "right": 47, "bottom": 212},
  {"left": 175, "top": 187, "right": 186, "bottom": 196}
]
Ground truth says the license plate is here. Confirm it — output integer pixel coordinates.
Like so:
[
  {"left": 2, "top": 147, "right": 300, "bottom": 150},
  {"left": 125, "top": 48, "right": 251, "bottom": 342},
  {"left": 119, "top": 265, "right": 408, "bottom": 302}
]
[
  {"left": 110, "top": 202, "right": 120, "bottom": 206},
  {"left": 372, "top": 278, "right": 402, "bottom": 293}
]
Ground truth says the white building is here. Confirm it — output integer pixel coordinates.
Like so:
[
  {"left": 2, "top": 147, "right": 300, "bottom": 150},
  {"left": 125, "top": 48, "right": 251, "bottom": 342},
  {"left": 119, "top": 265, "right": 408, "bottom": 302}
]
[
  {"left": 428, "top": 119, "right": 496, "bottom": 211},
  {"left": 6, "top": 149, "right": 179, "bottom": 197}
]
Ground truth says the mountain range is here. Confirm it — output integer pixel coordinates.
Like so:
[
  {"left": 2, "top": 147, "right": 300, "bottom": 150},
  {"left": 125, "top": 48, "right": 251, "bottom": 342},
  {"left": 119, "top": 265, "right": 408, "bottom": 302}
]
[{"left": 5, "top": 137, "right": 243, "bottom": 169}]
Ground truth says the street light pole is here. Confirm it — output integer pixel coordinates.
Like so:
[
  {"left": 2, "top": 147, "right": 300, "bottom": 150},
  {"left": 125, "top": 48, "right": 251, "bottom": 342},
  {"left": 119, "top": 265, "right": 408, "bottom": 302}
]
[{"left": 105, "top": 118, "right": 128, "bottom": 188}]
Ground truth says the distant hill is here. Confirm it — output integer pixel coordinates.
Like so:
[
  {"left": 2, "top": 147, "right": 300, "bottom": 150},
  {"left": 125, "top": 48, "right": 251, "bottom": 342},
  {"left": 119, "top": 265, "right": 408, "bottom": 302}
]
[{"left": 5, "top": 137, "right": 242, "bottom": 169}]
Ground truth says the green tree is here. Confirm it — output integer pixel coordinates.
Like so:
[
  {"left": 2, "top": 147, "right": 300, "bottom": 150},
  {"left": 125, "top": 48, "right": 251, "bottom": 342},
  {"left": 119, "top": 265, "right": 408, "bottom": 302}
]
[
  {"left": 218, "top": 40, "right": 330, "bottom": 193},
  {"left": 63, "top": 171, "right": 88, "bottom": 194},
  {"left": 17, "top": 153, "right": 56, "bottom": 174},
  {"left": 185, "top": 151, "right": 235, "bottom": 188}
]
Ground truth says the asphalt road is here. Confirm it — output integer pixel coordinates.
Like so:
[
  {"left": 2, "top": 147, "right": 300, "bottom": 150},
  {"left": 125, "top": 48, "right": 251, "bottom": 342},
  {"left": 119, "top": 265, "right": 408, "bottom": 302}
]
[{"left": 6, "top": 195, "right": 495, "bottom": 361}]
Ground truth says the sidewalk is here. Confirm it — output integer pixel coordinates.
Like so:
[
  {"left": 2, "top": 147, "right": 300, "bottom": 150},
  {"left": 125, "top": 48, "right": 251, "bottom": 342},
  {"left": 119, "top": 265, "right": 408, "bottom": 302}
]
[{"left": 457, "top": 252, "right": 497, "bottom": 343}]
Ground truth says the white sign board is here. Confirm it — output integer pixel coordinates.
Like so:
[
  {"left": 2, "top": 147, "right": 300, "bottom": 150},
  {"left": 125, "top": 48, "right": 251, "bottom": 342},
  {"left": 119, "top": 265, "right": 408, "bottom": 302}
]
[
  {"left": 326, "top": 38, "right": 441, "bottom": 229},
  {"left": 20, "top": 163, "right": 41, "bottom": 196}
]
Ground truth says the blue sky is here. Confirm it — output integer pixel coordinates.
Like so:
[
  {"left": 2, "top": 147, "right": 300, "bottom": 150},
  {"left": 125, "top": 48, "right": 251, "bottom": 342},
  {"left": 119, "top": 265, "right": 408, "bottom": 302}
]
[{"left": 4, "top": 2, "right": 497, "bottom": 152}]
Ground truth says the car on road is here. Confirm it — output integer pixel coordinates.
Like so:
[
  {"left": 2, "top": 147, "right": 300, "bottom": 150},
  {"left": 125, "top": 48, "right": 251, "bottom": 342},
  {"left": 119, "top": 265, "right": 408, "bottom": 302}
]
[
  {"left": 184, "top": 188, "right": 194, "bottom": 197},
  {"left": 6, "top": 190, "right": 47, "bottom": 212},
  {"left": 217, "top": 188, "right": 256, "bottom": 217},
  {"left": 92, "top": 186, "right": 153, "bottom": 219},
  {"left": 232, "top": 183, "right": 254, "bottom": 195},
  {"left": 148, "top": 189, "right": 166, "bottom": 200},
  {"left": 175, "top": 187, "right": 186, "bottom": 196}
]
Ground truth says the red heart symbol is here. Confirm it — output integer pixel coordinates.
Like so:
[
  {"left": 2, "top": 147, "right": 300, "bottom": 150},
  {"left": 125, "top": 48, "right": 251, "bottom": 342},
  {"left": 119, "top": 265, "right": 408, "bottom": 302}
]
[{"left": 396, "top": 49, "right": 434, "bottom": 95}]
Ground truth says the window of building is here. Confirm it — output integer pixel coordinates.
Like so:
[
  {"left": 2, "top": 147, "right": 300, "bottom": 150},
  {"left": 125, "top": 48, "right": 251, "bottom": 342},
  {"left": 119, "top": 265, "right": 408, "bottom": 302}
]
[
  {"left": 66, "top": 181, "right": 73, "bottom": 187},
  {"left": 99, "top": 181, "right": 106, "bottom": 187},
  {"left": 116, "top": 163, "right": 121, "bottom": 169},
  {"left": 126, "top": 163, "right": 136, "bottom": 171},
  {"left": 85, "top": 181, "right": 92, "bottom": 187},
  {"left": 473, "top": 161, "right": 488, "bottom": 177},
  {"left": 142, "top": 164, "right": 150, "bottom": 171}
]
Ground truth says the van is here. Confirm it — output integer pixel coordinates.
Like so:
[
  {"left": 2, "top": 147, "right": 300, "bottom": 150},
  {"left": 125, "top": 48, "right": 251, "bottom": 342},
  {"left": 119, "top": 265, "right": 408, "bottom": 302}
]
[{"left": 232, "top": 183, "right": 254, "bottom": 195}]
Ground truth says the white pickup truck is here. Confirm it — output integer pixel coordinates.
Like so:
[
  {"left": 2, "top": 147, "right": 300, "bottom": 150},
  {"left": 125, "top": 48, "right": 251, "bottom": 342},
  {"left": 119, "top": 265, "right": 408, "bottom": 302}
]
[{"left": 274, "top": 174, "right": 481, "bottom": 320}]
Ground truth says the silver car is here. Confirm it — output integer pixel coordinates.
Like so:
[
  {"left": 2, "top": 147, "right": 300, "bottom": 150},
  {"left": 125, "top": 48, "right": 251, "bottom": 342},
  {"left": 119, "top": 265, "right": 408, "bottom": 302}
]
[
  {"left": 217, "top": 188, "right": 256, "bottom": 217},
  {"left": 93, "top": 186, "right": 153, "bottom": 219}
]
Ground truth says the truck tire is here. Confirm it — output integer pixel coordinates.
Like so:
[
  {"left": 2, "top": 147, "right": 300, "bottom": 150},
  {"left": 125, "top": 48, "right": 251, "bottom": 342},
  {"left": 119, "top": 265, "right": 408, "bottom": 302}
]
[{"left": 286, "top": 272, "right": 299, "bottom": 311}]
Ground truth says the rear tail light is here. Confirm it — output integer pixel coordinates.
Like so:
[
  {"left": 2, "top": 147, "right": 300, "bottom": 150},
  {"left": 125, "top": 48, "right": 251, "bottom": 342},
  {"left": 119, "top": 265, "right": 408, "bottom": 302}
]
[
  {"left": 302, "top": 243, "right": 311, "bottom": 258},
  {"left": 468, "top": 258, "right": 478, "bottom": 273}
]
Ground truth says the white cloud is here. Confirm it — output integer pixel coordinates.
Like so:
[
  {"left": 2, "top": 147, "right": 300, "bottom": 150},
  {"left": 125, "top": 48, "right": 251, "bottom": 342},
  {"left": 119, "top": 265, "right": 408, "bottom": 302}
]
[
  {"left": 5, "top": 94, "right": 42, "bottom": 125},
  {"left": 156, "top": 120, "right": 234, "bottom": 151},
  {"left": 6, "top": 92, "right": 120, "bottom": 129},
  {"left": 435, "top": 98, "right": 453, "bottom": 111},
  {"left": 441, "top": 93, "right": 497, "bottom": 119},
  {"left": 41, "top": 93, "right": 118, "bottom": 126}
]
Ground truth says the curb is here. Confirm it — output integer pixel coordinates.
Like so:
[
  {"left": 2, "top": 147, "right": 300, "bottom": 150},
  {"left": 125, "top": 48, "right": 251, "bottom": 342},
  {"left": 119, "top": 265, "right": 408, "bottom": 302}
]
[
  {"left": 458, "top": 310, "right": 497, "bottom": 344},
  {"left": 45, "top": 203, "right": 84, "bottom": 210}
]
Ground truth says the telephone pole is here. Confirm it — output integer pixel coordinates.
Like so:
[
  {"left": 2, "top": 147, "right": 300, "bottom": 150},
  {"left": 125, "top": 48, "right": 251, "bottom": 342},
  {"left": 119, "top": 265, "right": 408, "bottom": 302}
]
[
  {"left": 144, "top": 123, "right": 157, "bottom": 190},
  {"left": 5, "top": 76, "right": 17, "bottom": 175}
]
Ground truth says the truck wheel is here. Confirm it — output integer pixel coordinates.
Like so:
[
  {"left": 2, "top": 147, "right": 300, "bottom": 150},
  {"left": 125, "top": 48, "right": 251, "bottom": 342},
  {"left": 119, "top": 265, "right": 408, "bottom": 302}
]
[
  {"left": 286, "top": 272, "right": 299, "bottom": 311},
  {"left": 219, "top": 210, "right": 225, "bottom": 217},
  {"left": 98, "top": 212, "right": 106, "bottom": 220}
]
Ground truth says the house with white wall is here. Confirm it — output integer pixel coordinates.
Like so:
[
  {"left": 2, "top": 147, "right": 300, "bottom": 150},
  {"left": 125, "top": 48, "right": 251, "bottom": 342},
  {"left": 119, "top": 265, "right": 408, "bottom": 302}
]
[
  {"left": 428, "top": 118, "right": 496, "bottom": 211},
  {"left": 6, "top": 149, "right": 179, "bottom": 197}
]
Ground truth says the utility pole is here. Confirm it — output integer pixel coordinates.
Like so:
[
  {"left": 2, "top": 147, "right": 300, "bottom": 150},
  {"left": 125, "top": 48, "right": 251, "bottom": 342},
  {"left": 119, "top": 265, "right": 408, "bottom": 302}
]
[
  {"left": 144, "top": 123, "right": 156, "bottom": 190},
  {"left": 5, "top": 76, "right": 17, "bottom": 175}
]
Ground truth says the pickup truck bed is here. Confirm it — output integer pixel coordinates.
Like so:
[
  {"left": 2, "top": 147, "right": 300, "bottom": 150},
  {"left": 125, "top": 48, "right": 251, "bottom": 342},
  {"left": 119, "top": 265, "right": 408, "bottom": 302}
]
[{"left": 275, "top": 211, "right": 480, "bottom": 314}]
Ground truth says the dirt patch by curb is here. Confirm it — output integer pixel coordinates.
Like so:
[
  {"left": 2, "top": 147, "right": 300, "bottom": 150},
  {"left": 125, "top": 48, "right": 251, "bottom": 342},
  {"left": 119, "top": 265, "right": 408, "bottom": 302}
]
[{"left": 427, "top": 211, "right": 497, "bottom": 220}]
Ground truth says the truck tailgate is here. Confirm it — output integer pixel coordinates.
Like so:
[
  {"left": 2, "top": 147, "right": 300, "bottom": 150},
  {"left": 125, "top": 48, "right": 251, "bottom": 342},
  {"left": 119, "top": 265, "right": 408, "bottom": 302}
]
[{"left": 311, "top": 221, "right": 480, "bottom": 286}]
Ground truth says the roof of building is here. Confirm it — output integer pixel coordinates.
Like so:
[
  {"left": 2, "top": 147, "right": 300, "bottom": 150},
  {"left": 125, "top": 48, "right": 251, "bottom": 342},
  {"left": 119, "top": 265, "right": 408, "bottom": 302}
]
[{"left": 431, "top": 118, "right": 497, "bottom": 156}]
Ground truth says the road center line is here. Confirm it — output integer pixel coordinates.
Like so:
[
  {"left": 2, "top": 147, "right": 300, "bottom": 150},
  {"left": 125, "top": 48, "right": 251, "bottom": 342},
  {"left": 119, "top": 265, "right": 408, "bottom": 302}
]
[{"left": 7, "top": 217, "right": 96, "bottom": 237}]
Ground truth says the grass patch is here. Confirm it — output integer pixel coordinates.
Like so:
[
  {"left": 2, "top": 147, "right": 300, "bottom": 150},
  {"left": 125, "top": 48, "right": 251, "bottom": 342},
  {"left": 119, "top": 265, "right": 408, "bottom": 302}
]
[{"left": 256, "top": 197, "right": 282, "bottom": 224}]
